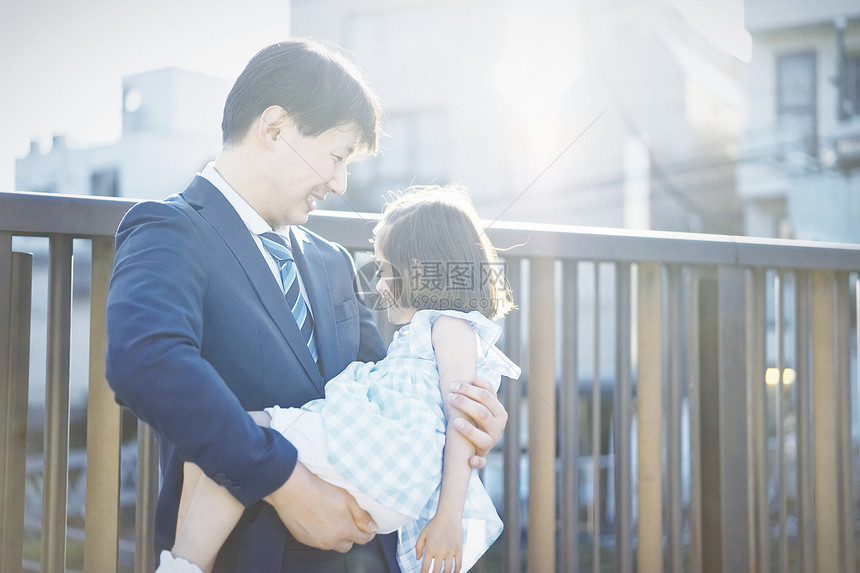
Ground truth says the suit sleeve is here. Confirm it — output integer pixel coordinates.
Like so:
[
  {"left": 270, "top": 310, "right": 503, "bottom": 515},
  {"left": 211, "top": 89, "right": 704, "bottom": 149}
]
[{"left": 105, "top": 201, "right": 297, "bottom": 506}]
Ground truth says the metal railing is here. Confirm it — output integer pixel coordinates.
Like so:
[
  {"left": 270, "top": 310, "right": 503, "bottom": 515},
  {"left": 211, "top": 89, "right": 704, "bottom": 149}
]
[{"left": 2, "top": 190, "right": 860, "bottom": 573}]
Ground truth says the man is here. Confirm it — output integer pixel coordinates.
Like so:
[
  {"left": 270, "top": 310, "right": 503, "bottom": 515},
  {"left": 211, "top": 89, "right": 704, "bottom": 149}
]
[{"left": 105, "top": 39, "right": 508, "bottom": 572}]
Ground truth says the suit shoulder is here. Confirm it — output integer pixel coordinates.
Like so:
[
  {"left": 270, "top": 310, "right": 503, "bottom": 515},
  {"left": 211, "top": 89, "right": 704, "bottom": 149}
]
[
  {"left": 115, "top": 194, "right": 203, "bottom": 257},
  {"left": 121, "top": 194, "right": 192, "bottom": 223},
  {"left": 117, "top": 191, "right": 208, "bottom": 238},
  {"left": 119, "top": 174, "right": 213, "bottom": 229},
  {"left": 294, "top": 225, "right": 355, "bottom": 258}
]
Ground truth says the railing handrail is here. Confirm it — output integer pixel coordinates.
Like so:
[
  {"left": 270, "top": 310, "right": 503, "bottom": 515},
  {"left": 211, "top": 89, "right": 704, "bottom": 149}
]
[
  {"left": 0, "top": 191, "right": 137, "bottom": 237},
  {"left": 4, "top": 190, "right": 860, "bottom": 270},
  {"left": 3, "top": 189, "right": 860, "bottom": 573}
]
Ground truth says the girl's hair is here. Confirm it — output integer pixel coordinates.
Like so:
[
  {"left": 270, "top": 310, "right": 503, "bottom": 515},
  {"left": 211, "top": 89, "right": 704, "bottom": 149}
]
[{"left": 373, "top": 185, "right": 513, "bottom": 319}]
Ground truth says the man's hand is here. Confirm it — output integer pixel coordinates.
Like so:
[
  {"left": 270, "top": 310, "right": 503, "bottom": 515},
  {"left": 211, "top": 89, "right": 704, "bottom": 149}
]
[
  {"left": 265, "top": 462, "right": 376, "bottom": 552},
  {"left": 446, "top": 378, "right": 508, "bottom": 469}
]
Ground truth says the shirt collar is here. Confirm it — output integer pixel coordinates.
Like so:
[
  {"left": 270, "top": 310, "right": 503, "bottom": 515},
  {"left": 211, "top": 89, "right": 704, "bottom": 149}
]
[{"left": 200, "top": 162, "right": 286, "bottom": 237}]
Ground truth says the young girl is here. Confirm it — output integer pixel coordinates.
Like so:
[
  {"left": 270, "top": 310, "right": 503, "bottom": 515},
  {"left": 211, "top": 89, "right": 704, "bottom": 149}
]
[{"left": 158, "top": 185, "right": 520, "bottom": 573}]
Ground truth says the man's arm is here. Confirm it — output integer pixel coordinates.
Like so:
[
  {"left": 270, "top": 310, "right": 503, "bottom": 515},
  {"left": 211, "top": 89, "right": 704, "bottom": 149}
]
[
  {"left": 447, "top": 377, "right": 509, "bottom": 469},
  {"left": 108, "top": 202, "right": 380, "bottom": 552},
  {"left": 106, "top": 201, "right": 296, "bottom": 504}
]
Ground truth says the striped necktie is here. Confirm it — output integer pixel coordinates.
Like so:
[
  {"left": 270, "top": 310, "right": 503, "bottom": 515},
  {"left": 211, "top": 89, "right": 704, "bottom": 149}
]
[{"left": 259, "top": 232, "right": 319, "bottom": 363}]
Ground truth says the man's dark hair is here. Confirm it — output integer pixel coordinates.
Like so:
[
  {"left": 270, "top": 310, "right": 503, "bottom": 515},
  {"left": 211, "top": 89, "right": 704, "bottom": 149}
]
[{"left": 222, "top": 39, "right": 382, "bottom": 155}]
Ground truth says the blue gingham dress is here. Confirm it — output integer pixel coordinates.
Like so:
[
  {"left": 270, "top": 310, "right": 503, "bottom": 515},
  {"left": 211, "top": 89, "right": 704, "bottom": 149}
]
[{"left": 300, "top": 309, "right": 521, "bottom": 572}]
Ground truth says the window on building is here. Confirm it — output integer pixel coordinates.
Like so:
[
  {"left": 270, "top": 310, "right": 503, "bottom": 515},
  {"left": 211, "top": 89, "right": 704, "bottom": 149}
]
[
  {"left": 776, "top": 51, "right": 817, "bottom": 157},
  {"left": 90, "top": 168, "right": 119, "bottom": 197},
  {"left": 847, "top": 52, "right": 860, "bottom": 117}
]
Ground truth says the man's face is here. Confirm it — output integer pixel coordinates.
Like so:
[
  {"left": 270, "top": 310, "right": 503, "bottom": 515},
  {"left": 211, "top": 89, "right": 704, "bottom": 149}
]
[{"left": 259, "top": 120, "right": 360, "bottom": 228}]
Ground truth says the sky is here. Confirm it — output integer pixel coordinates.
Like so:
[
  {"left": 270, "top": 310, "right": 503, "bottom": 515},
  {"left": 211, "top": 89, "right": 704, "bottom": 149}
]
[
  {"left": 0, "top": 0, "right": 291, "bottom": 193},
  {"left": 0, "top": 0, "right": 752, "bottom": 198}
]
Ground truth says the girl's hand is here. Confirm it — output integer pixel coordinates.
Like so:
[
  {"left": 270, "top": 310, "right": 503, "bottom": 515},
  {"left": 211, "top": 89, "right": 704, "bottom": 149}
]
[{"left": 415, "top": 515, "right": 463, "bottom": 573}]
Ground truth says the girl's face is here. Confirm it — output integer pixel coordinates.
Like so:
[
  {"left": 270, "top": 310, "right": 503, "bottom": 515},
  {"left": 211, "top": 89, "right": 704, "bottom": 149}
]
[{"left": 373, "top": 239, "right": 415, "bottom": 325}]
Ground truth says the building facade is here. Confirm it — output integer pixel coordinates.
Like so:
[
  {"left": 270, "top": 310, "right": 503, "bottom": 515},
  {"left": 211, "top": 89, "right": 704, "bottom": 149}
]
[
  {"left": 292, "top": 0, "right": 748, "bottom": 233},
  {"left": 739, "top": 0, "right": 860, "bottom": 242},
  {"left": 15, "top": 67, "right": 230, "bottom": 200}
]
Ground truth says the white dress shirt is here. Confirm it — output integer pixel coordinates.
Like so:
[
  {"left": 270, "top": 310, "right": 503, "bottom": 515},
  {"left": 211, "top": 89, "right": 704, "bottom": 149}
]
[{"left": 200, "top": 162, "right": 314, "bottom": 316}]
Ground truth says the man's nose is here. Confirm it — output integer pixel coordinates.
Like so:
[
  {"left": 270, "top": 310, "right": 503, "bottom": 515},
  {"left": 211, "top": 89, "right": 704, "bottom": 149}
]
[{"left": 327, "top": 162, "right": 348, "bottom": 195}]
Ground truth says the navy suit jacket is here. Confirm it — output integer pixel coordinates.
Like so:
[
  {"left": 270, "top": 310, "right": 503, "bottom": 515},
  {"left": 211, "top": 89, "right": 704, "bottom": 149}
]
[{"left": 105, "top": 176, "right": 398, "bottom": 572}]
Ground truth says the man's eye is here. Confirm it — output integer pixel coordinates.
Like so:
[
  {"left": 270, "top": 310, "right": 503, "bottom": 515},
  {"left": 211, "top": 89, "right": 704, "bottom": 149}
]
[{"left": 332, "top": 154, "right": 344, "bottom": 163}]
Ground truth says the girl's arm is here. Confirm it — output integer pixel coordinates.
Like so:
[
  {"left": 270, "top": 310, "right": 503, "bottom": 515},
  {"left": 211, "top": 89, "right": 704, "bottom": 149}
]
[{"left": 415, "top": 315, "right": 479, "bottom": 573}]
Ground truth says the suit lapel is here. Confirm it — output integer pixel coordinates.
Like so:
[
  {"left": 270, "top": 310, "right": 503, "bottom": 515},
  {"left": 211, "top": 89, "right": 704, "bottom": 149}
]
[
  {"left": 182, "top": 177, "right": 326, "bottom": 392},
  {"left": 289, "top": 227, "right": 338, "bottom": 381}
]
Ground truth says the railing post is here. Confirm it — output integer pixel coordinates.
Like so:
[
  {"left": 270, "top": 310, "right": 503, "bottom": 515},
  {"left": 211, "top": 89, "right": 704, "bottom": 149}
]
[
  {"left": 84, "top": 236, "right": 121, "bottom": 573},
  {"left": 699, "top": 266, "right": 751, "bottom": 573},
  {"left": 835, "top": 272, "right": 855, "bottom": 572},
  {"left": 42, "top": 234, "right": 73, "bottom": 573},
  {"left": 746, "top": 268, "right": 769, "bottom": 573},
  {"left": 590, "top": 264, "right": 602, "bottom": 573},
  {"left": 637, "top": 262, "right": 663, "bottom": 573},
  {"left": 135, "top": 420, "right": 159, "bottom": 573},
  {"left": 528, "top": 257, "right": 555, "bottom": 572},
  {"left": 1, "top": 246, "right": 33, "bottom": 573},
  {"left": 720, "top": 266, "right": 751, "bottom": 573},
  {"left": 614, "top": 262, "right": 633, "bottom": 573},
  {"left": 686, "top": 268, "right": 702, "bottom": 573},
  {"left": 560, "top": 260, "right": 579, "bottom": 573},
  {"left": 795, "top": 271, "right": 814, "bottom": 573},
  {"left": 811, "top": 270, "right": 842, "bottom": 573},
  {"left": 774, "top": 271, "right": 788, "bottom": 571},
  {"left": 0, "top": 233, "right": 10, "bottom": 573},
  {"left": 667, "top": 265, "right": 684, "bottom": 573},
  {"left": 502, "top": 258, "right": 522, "bottom": 573}
]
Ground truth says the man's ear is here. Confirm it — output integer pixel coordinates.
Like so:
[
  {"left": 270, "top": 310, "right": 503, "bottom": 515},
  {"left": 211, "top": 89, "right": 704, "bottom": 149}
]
[{"left": 258, "top": 106, "right": 288, "bottom": 151}]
